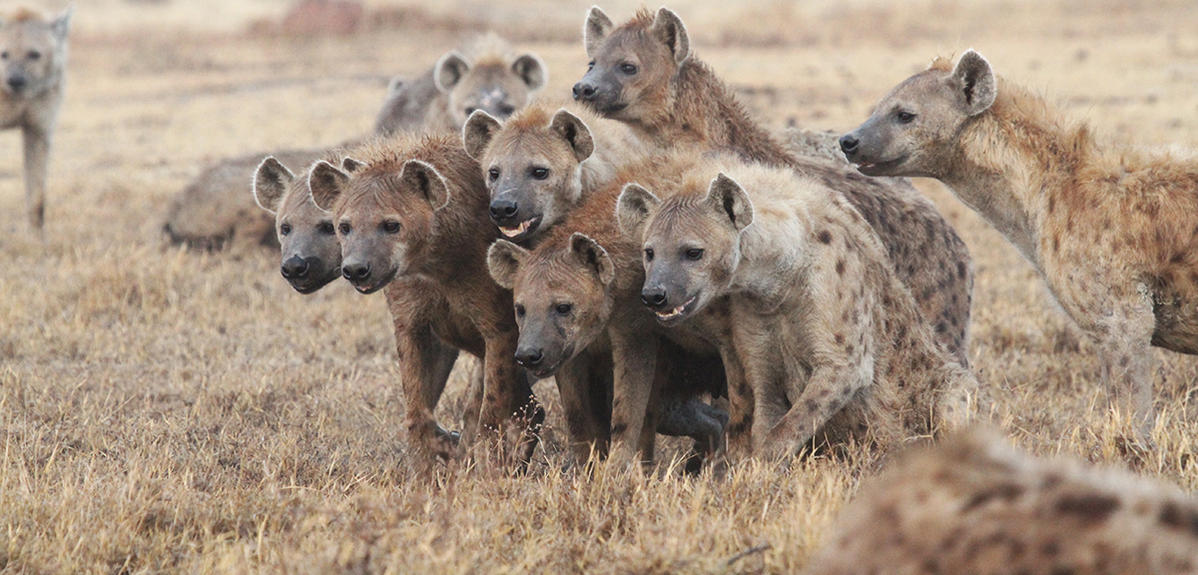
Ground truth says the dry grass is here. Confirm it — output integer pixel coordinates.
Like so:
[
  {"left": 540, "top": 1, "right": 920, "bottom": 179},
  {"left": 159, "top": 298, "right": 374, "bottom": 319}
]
[{"left": 1, "top": 0, "right": 1197, "bottom": 572}]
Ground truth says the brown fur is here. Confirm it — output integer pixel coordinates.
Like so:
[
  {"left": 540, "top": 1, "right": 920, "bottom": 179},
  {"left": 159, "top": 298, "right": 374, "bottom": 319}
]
[
  {"left": 803, "top": 427, "right": 1198, "bottom": 574},
  {"left": 577, "top": 7, "right": 974, "bottom": 366},
  {"left": 621, "top": 158, "right": 974, "bottom": 459},
  {"left": 843, "top": 50, "right": 1198, "bottom": 430},
  {"left": 0, "top": 6, "right": 71, "bottom": 233},
  {"left": 311, "top": 133, "right": 543, "bottom": 466}
]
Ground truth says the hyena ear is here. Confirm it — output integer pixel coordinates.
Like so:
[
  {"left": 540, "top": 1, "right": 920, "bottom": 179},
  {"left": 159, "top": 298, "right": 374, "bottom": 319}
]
[
  {"left": 583, "top": 5, "right": 614, "bottom": 58},
  {"left": 651, "top": 7, "right": 690, "bottom": 65},
  {"left": 434, "top": 51, "right": 471, "bottom": 93},
  {"left": 341, "top": 157, "right": 366, "bottom": 173},
  {"left": 400, "top": 159, "right": 451, "bottom": 210},
  {"left": 462, "top": 110, "right": 503, "bottom": 160},
  {"left": 252, "top": 156, "right": 295, "bottom": 214},
  {"left": 570, "top": 232, "right": 616, "bottom": 286},
  {"left": 615, "top": 182, "right": 661, "bottom": 237},
  {"left": 386, "top": 75, "right": 406, "bottom": 97},
  {"left": 487, "top": 239, "right": 529, "bottom": 290},
  {"left": 308, "top": 161, "right": 350, "bottom": 212},
  {"left": 52, "top": 4, "right": 73, "bottom": 40},
  {"left": 950, "top": 49, "right": 997, "bottom": 116},
  {"left": 511, "top": 53, "right": 547, "bottom": 92},
  {"left": 706, "top": 173, "right": 753, "bottom": 232},
  {"left": 550, "top": 109, "right": 595, "bottom": 162}
]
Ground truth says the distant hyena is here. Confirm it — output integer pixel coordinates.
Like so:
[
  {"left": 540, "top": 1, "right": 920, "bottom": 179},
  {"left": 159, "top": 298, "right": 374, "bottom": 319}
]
[
  {"left": 841, "top": 50, "right": 1198, "bottom": 432},
  {"left": 0, "top": 6, "right": 71, "bottom": 233},
  {"left": 618, "top": 158, "right": 974, "bottom": 459},
  {"left": 802, "top": 427, "right": 1198, "bottom": 574},
  {"left": 165, "top": 33, "right": 545, "bottom": 251},
  {"left": 573, "top": 6, "right": 974, "bottom": 367}
]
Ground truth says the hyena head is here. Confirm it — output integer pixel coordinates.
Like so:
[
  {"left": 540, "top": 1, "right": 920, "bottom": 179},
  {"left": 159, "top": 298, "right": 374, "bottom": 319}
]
[
  {"left": 617, "top": 175, "right": 752, "bottom": 326},
  {"left": 435, "top": 35, "right": 547, "bottom": 128},
  {"left": 841, "top": 50, "right": 997, "bottom": 179},
  {"left": 310, "top": 157, "right": 450, "bottom": 294},
  {"left": 573, "top": 6, "right": 689, "bottom": 124},
  {"left": 253, "top": 156, "right": 354, "bottom": 294},
  {"left": 463, "top": 106, "right": 595, "bottom": 243},
  {"left": 0, "top": 6, "right": 71, "bottom": 98},
  {"left": 488, "top": 233, "right": 615, "bottom": 378}
]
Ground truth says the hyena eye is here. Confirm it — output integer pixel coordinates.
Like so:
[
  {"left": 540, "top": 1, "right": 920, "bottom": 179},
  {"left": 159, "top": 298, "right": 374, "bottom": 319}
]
[
  {"left": 382, "top": 220, "right": 401, "bottom": 234},
  {"left": 0, "top": 52, "right": 8, "bottom": 60},
  {"left": 685, "top": 248, "right": 705, "bottom": 261},
  {"left": 318, "top": 222, "right": 335, "bottom": 235},
  {"left": 530, "top": 167, "right": 549, "bottom": 180},
  {"left": 619, "top": 63, "right": 638, "bottom": 75},
  {"left": 465, "top": 106, "right": 478, "bottom": 116},
  {"left": 555, "top": 303, "right": 573, "bottom": 315},
  {"left": 26, "top": 50, "right": 40, "bottom": 60},
  {"left": 587, "top": 60, "right": 595, "bottom": 71},
  {"left": 488, "top": 167, "right": 500, "bottom": 182},
  {"left": 895, "top": 110, "right": 917, "bottom": 124},
  {"left": 514, "top": 304, "right": 526, "bottom": 318},
  {"left": 338, "top": 222, "right": 352, "bottom": 235},
  {"left": 498, "top": 104, "right": 515, "bottom": 116},
  {"left": 644, "top": 248, "right": 655, "bottom": 262},
  {"left": 279, "top": 223, "right": 292, "bottom": 236}
]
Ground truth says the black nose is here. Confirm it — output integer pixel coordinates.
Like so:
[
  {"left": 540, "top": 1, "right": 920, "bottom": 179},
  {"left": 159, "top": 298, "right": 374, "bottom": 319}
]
[
  {"left": 342, "top": 262, "right": 371, "bottom": 281},
  {"left": 489, "top": 198, "right": 519, "bottom": 221},
  {"left": 641, "top": 286, "right": 667, "bottom": 309},
  {"left": 281, "top": 256, "right": 310, "bottom": 279},
  {"left": 515, "top": 347, "right": 544, "bottom": 368},
  {"left": 7, "top": 76, "right": 25, "bottom": 91},
  {"left": 839, "top": 134, "right": 859, "bottom": 157},
  {"left": 572, "top": 82, "right": 596, "bottom": 101}
]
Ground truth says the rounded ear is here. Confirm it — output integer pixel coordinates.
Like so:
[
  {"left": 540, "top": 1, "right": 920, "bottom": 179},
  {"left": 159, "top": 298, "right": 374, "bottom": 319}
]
[
  {"left": 651, "top": 7, "right": 690, "bottom": 65},
  {"left": 434, "top": 51, "right": 470, "bottom": 93},
  {"left": 400, "top": 159, "right": 451, "bottom": 210},
  {"left": 462, "top": 110, "right": 503, "bottom": 160},
  {"left": 487, "top": 239, "right": 529, "bottom": 290},
  {"left": 511, "top": 53, "right": 547, "bottom": 92},
  {"left": 570, "top": 232, "right": 615, "bottom": 286},
  {"left": 308, "top": 161, "right": 349, "bottom": 212},
  {"left": 615, "top": 182, "right": 661, "bottom": 237},
  {"left": 341, "top": 157, "right": 366, "bottom": 173},
  {"left": 550, "top": 109, "right": 595, "bottom": 162},
  {"left": 252, "top": 156, "right": 295, "bottom": 214},
  {"left": 705, "top": 173, "right": 753, "bottom": 232},
  {"left": 951, "top": 49, "right": 997, "bottom": 116},
  {"left": 52, "top": 4, "right": 73, "bottom": 40},
  {"left": 583, "top": 5, "right": 614, "bottom": 58}
]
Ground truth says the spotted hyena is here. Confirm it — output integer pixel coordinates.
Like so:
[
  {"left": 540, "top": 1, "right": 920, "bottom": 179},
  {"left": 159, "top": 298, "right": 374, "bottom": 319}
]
[
  {"left": 802, "top": 427, "right": 1198, "bottom": 574},
  {"left": 572, "top": 6, "right": 974, "bottom": 367},
  {"left": 0, "top": 6, "right": 71, "bottom": 233},
  {"left": 841, "top": 50, "right": 1198, "bottom": 433},
  {"left": 618, "top": 157, "right": 974, "bottom": 459}
]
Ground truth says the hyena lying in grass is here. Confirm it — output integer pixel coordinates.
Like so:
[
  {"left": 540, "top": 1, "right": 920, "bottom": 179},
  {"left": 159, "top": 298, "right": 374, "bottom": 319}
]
[
  {"left": 840, "top": 50, "right": 1198, "bottom": 434},
  {"left": 0, "top": 6, "right": 71, "bottom": 233},
  {"left": 253, "top": 153, "right": 484, "bottom": 463},
  {"left": 617, "top": 158, "right": 974, "bottom": 459},
  {"left": 165, "top": 33, "right": 545, "bottom": 251},
  {"left": 803, "top": 427, "right": 1198, "bottom": 575},
  {"left": 574, "top": 7, "right": 974, "bottom": 366}
]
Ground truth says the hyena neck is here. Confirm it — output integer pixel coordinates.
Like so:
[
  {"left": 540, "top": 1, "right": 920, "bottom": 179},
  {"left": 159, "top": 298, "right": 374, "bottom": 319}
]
[
  {"left": 729, "top": 220, "right": 806, "bottom": 312},
  {"left": 656, "top": 59, "right": 796, "bottom": 167},
  {"left": 942, "top": 83, "right": 1090, "bottom": 266},
  {"left": 423, "top": 184, "right": 495, "bottom": 285}
]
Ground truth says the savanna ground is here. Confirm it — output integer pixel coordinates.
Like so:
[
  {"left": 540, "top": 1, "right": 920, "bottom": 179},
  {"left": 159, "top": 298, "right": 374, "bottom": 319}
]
[{"left": 1, "top": 0, "right": 1197, "bottom": 572}]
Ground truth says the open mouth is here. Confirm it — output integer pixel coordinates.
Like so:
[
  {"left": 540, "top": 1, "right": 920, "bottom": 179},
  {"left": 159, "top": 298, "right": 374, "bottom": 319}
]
[
  {"left": 349, "top": 267, "right": 399, "bottom": 295},
  {"left": 655, "top": 296, "right": 697, "bottom": 323},
  {"left": 498, "top": 216, "right": 541, "bottom": 242},
  {"left": 854, "top": 155, "right": 907, "bottom": 176}
]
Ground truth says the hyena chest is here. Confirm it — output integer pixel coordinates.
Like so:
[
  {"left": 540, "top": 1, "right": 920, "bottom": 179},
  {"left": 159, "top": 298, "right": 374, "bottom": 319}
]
[{"left": 0, "top": 96, "right": 29, "bottom": 130}]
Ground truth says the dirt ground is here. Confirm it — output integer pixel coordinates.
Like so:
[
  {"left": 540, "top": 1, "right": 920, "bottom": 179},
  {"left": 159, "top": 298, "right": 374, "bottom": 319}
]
[{"left": 1, "top": 0, "right": 1197, "bottom": 572}]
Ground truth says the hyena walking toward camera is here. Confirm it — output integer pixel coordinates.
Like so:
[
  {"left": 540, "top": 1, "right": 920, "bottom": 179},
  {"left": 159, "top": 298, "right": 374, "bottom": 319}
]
[
  {"left": 0, "top": 6, "right": 71, "bottom": 233},
  {"left": 841, "top": 50, "right": 1198, "bottom": 433}
]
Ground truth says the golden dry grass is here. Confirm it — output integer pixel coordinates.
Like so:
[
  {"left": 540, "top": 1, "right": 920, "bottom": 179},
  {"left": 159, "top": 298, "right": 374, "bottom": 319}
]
[{"left": 1, "top": 0, "right": 1197, "bottom": 572}]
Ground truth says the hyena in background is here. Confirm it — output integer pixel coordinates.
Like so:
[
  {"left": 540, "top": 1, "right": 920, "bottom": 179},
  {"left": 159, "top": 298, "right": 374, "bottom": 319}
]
[
  {"left": 0, "top": 6, "right": 71, "bottom": 233},
  {"left": 840, "top": 50, "right": 1198, "bottom": 433},
  {"left": 573, "top": 6, "right": 974, "bottom": 367},
  {"left": 802, "top": 427, "right": 1198, "bottom": 575}
]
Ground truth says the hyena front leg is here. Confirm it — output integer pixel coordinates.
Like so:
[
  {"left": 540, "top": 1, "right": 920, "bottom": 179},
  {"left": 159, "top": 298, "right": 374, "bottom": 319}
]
[
  {"left": 478, "top": 330, "right": 543, "bottom": 468},
  {"left": 608, "top": 328, "right": 659, "bottom": 466},
  {"left": 554, "top": 355, "right": 612, "bottom": 464},
  {"left": 396, "top": 325, "right": 462, "bottom": 464},
  {"left": 1092, "top": 293, "right": 1158, "bottom": 438},
  {"left": 22, "top": 125, "right": 50, "bottom": 233}
]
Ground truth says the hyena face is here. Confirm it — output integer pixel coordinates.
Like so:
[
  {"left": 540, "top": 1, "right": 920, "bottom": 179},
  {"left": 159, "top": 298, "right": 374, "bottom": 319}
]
[
  {"left": 841, "top": 50, "right": 997, "bottom": 179},
  {"left": 488, "top": 234, "right": 615, "bottom": 378},
  {"left": 617, "top": 177, "right": 751, "bottom": 326},
  {"left": 253, "top": 157, "right": 346, "bottom": 294},
  {"left": 0, "top": 7, "right": 71, "bottom": 98},
  {"left": 310, "top": 159, "right": 446, "bottom": 294},
  {"left": 435, "top": 50, "right": 546, "bottom": 128},
  {"left": 573, "top": 7, "right": 689, "bottom": 123},
  {"left": 463, "top": 108, "right": 595, "bottom": 243}
]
